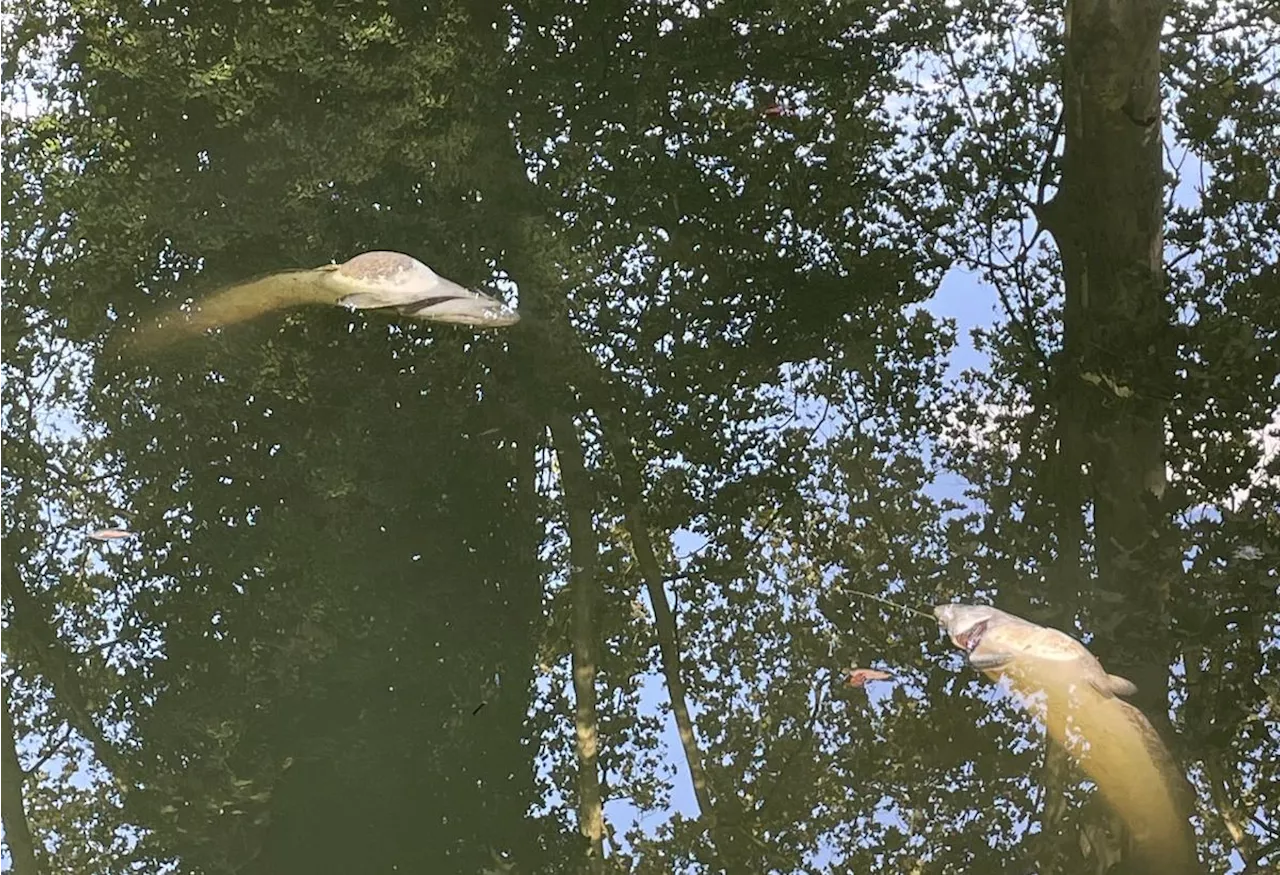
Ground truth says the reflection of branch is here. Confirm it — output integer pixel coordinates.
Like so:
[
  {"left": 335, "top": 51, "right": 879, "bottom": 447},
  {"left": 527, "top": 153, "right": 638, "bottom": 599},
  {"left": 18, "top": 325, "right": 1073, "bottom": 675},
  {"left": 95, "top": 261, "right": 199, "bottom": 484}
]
[
  {"left": 1034, "top": 740, "right": 1072, "bottom": 875},
  {"left": 1250, "top": 813, "right": 1277, "bottom": 840},
  {"left": 44, "top": 457, "right": 119, "bottom": 490},
  {"left": 25, "top": 723, "right": 74, "bottom": 777},
  {"left": 938, "top": 27, "right": 1064, "bottom": 384},
  {"left": 991, "top": 274, "right": 1050, "bottom": 378},
  {"left": 2, "top": 680, "right": 44, "bottom": 875},
  {"left": 757, "top": 678, "right": 826, "bottom": 819},
  {"left": 664, "top": 394, "right": 832, "bottom": 583},
  {"left": 1, "top": 554, "right": 123, "bottom": 781},
  {"left": 1185, "top": 643, "right": 1260, "bottom": 867},
  {"left": 615, "top": 463, "right": 715, "bottom": 819},
  {"left": 941, "top": 34, "right": 991, "bottom": 177},
  {"left": 1206, "top": 751, "right": 1259, "bottom": 866},
  {"left": 1167, "top": 4, "right": 1277, "bottom": 39}
]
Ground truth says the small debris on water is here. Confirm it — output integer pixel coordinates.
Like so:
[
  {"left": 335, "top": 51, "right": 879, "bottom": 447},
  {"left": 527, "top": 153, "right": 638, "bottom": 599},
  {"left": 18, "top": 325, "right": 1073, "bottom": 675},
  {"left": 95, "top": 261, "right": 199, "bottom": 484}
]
[{"left": 89, "top": 528, "right": 135, "bottom": 541}]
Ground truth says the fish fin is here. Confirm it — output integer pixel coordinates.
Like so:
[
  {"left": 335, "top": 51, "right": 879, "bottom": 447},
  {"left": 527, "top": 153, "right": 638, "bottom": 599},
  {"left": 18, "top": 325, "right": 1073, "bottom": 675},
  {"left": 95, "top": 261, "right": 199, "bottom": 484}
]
[
  {"left": 968, "top": 651, "right": 1012, "bottom": 671},
  {"left": 1088, "top": 677, "right": 1117, "bottom": 698},
  {"left": 1106, "top": 674, "right": 1138, "bottom": 697},
  {"left": 337, "top": 292, "right": 395, "bottom": 310},
  {"left": 1086, "top": 674, "right": 1137, "bottom": 698}
]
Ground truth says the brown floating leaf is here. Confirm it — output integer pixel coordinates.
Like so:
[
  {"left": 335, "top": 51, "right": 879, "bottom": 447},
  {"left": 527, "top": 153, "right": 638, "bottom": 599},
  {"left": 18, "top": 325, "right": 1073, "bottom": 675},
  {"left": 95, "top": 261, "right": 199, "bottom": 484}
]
[{"left": 843, "top": 667, "right": 894, "bottom": 688}]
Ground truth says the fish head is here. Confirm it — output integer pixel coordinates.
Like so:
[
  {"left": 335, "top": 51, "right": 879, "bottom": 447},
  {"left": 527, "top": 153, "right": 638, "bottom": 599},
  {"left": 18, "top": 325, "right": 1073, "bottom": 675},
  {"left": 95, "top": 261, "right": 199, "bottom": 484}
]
[
  {"left": 395, "top": 285, "right": 521, "bottom": 328},
  {"left": 934, "top": 603, "right": 999, "bottom": 652},
  {"left": 330, "top": 251, "right": 520, "bottom": 328}
]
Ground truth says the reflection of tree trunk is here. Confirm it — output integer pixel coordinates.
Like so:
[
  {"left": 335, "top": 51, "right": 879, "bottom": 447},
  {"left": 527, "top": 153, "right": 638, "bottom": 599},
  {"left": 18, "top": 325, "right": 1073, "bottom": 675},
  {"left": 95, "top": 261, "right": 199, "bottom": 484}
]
[
  {"left": 505, "top": 198, "right": 722, "bottom": 861},
  {"left": 506, "top": 204, "right": 720, "bottom": 851},
  {"left": 1041, "top": 322, "right": 1089, "bottom": 875},
  {"left": 592, "top": 397, "right": 745, "bottom": 867},
  {"left": 2, "top": 682, "right": 43, "bottom": 875},
  {"left": 549, "top": 413, "right": 606, "bottom": 871},
  {"left": 539, "top": 337, "right": 728, "bottom": 862},
  {"left": 612, "top": 447, "right": 715, "bottom": 819},
  {"left": 1051, "top": 0, "right": 1172, "bottom": 699},
  {"left": 1041, "top": 1, "right": 1198, "bottom": 873}
]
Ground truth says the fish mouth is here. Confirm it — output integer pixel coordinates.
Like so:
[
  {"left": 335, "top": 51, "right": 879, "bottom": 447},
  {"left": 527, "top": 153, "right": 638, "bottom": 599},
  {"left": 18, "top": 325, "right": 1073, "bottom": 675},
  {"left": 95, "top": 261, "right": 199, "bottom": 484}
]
[
  {"left": 934, "top": 605, "right": 987, "bottom": 651},
  {"left": 396, "top": 291, "right": 520, "bottom": 328},
  {"left": 954, "top": 620, "right": 988, "bottom": 651}
]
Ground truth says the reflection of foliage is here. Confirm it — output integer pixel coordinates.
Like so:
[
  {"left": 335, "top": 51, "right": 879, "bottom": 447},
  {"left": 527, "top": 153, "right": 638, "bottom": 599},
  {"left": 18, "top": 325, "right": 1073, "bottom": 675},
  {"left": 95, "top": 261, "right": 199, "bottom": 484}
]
[{"left": 3, "top": 1, "right": 1277, "bottom": 874}]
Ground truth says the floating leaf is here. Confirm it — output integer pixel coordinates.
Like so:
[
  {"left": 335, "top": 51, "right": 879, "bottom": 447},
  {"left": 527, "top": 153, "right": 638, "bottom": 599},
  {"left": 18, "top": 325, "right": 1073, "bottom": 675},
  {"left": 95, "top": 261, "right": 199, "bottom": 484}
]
[
  {"left": 89, "top": 528, "right": 135, "bottom": 541},
  {"left": 844, "top": 667, "right": 894, "bottom": 687}
]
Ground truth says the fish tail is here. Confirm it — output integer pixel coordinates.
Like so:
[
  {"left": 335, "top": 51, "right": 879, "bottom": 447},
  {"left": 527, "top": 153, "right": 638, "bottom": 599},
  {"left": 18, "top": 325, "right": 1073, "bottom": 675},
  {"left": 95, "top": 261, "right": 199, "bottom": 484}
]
[{"left": 116, "top": 271, "right": 321, "bottom": 354}]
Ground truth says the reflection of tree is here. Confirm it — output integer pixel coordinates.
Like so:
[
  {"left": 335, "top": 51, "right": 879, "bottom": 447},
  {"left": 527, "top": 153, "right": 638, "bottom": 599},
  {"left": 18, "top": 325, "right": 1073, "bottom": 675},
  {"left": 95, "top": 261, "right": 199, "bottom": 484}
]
[{"left": 3, "top": 1, "right": 1277, "bottom": 874}]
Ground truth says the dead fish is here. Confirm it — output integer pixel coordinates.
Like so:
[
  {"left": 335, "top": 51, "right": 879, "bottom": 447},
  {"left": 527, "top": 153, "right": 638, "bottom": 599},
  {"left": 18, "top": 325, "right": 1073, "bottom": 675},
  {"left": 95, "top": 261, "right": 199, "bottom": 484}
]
[
  {"left": 89, "top": 528, "right": 134, "bottom": 541},
  {"left": 934, "top": 603, "right": 1199, "bottom": 875},
  {"left": 122, "top": 251, "right": 519, "bottom": 353}
]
